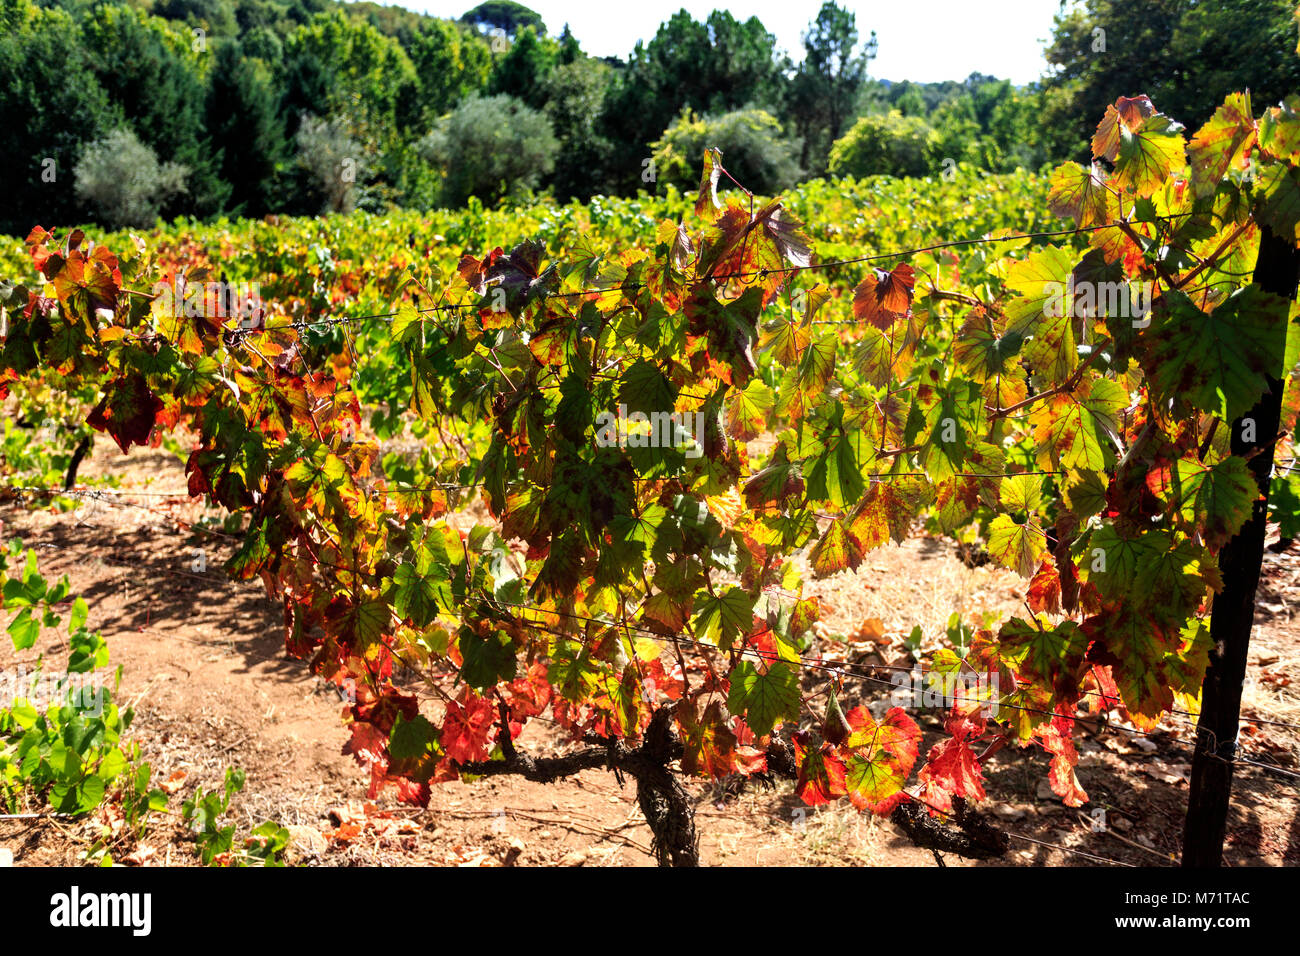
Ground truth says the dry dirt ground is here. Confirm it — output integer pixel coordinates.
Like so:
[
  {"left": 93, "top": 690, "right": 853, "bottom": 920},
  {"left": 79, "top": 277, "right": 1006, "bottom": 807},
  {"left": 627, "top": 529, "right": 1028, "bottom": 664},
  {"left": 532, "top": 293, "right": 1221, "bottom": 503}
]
[{"left": 1, "top": 441, "right": 1298, "bottom": 868}]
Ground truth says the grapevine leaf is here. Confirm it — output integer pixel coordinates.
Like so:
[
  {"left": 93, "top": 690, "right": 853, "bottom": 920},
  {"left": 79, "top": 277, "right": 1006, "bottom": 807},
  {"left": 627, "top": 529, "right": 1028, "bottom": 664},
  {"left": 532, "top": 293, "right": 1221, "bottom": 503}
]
[
  {"left": 618, "top": 359, "right": 675, "bottom": 415},
  {"left": 1187, "top": 91, "right": 1255, "bottom": 199},
  {"left": 695, "top": 147, "right": 723, "bottom": 221},
  {"left": 1256, "top": 163, "right": 1300, "bottom": 240},
  {"left": 754, "top": 200, "right": 812, "bottom": 269},
  {"left": 852, "top": 264, "right": 915, "bottom": 330},
  {"left": 725, "top": 660, "right": 800, "bottom": 738},
  {"left": 392, "top": 563, "right": 441, "bottom": 627},
  {"left": 691, "top": 585, "right": 754, "bottom": 649},
  {"left": 1062, "top": 469, "right": 1109, "bottom": 518},
  {"left": 441, "top": 693, "right": 496, "bottom": 764},
  {"left": 853, "top": 325, "right": 894, "bottom": 387},
  {"left": 848, "top": 476, "right": 933, "bottom": 550},
  {"left": 1146, "top": 455, "right": 1259, "bottom": 549},
  {"left": 459, "top": 628, "right": 518, "bottom": 691},
  {"left": 1143, "top": 286, "right": 1289, "bottom": 422},
  {"left": 917, "top": 734, "right": 986, "bottom": 813},
  {"left": 86, "top": 373, "right": 164, "bottom": 454},
  {"left": 1029, "top": 375, "right": 1127, "bottom": 472},
  {"left": 726, "top": 378, "right": 774, "bottom": 440},
  {"left": 679, "top": 700, "right": 743, "bottom": 776},
  {"left": 1038, "top": 723, "right": 1088, "bottom": 807},
  {"left": 809, "top": 518, "right": 866, "bottom": 577},
  {"left": 7, "top": 608, "right": 39, "bottom": 650},
  {"left": 999, "top": 616, "right": 1087, "bottom": 698},
  {"left": 987, "top": 514, "right": 1047, "bottom": 578},
  {"left": 1259, "top": 95, "right": 1300, "bottom": 164},
  {"left": 1047, "top": 161, "right": 1112, "bottom": 227},
  {"left": 794, "top": 738, "right": 848, "bottom": 806},
  {"left": 843, "top": 705, "right": 920, "bottom": 812},
  {"left": 1084, "top": 609, "right": 1177, "bottom": 729},
  {"left": 1092, "top": 96, "right": 1185, "bottom": 196},
  {"left": 225, "top": 517, "right": 273, "bottom": 580}
]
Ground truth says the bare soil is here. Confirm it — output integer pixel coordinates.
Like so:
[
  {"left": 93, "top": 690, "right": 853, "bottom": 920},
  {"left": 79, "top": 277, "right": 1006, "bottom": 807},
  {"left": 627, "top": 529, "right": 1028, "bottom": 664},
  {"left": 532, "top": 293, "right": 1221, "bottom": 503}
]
[{"left": 1, "top": 441, "right": 1297, "bottom": 867}]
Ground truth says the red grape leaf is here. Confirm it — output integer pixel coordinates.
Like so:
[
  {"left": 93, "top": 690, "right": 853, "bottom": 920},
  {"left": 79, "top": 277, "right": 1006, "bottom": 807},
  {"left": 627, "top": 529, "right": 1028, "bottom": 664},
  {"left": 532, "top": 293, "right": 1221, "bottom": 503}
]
[
  {"left": 852, "top": 264, "right": 915, "bottom": 330},
  {"left": 86, "top": 373, "right": 164, "bottom": 453},
  {"left": 441, "top": 691, "right": 496, "bottom": 764},
  {"left": 794, "top": 734, "right": 848, "bottom": 806},
  {"left": 917, "top": 734, "right": 986, "bottom": 813}
]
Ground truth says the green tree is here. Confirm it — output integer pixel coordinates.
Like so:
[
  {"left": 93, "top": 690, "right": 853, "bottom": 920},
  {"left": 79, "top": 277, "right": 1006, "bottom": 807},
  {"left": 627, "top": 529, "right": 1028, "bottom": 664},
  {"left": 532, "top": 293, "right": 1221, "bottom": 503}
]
[
  {"left": 489, "top": 25, "right": 557, "bottom": 106},
  {"left": 1041, "top": 0, "right": 1300, "bottom": 158},
  {"left": 406, "top": 19, "right": 492, "bottom": 122},
  {"left": 600, "top": 10, "right": 786, "bottom": 193},
  {"left": 154, "top": 0, "right": 237, "bottom": 37},
  {"left": 74, "top": 128, "right": 190, "bottom": 228},
  {"left": 1, "top": 0, "right": 27, "bottom": 31},
  {"left": 557, "top": 23, "right": 581, "bottom": 64},
  {"left": 282, "top": 10, "right": 418, "bottom": 135},
  {"left": 929, "top": 95, "right": 982, "bottom": 167},
  {"left": 891, "top": 82, "right": 927, "bottom": 117},
  {"left": 460, "top": 1, "right": 545, "bottom": 36},
  {"left": 651, "top": 108, "right": 803, "bottom": 196},
  {"left": 788, "top": 1, "right": 877, "bottom": 175},
  {"left": 828, "top": 110, "right": 938, "bottom": 179},
  {"left": 205, "top": 40, "right": 284, "bottom": 216},
  {"left": 241, "top": 25, "right": 283, "bottom": 62},
  {"left": 0, "top": 2, "right": 116, "bottom": 234},
  {"left": 79, "top": 4, "right": 229, "bottom": 217},
  {"left": 420, "top": 94, "right": 558, "bottom": 206},
  {"left": 293, "top": 113, "right": 367, "bottom": 214},
  {"left": 543, "top": 57, "right": 614, "bottom": 199}
]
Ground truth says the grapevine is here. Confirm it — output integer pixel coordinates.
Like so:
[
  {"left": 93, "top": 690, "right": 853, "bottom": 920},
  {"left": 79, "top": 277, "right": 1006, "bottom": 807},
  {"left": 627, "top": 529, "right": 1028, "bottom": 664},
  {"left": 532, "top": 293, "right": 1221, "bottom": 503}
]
[{"left": 3, "top": 91, "right": 1299, "bottom": 866}]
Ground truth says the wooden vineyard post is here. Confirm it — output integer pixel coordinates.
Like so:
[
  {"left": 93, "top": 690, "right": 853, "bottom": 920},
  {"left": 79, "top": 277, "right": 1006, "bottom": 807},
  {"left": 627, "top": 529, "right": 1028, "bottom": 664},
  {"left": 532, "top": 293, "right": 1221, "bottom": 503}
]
[{"left": 1181, "top": 224, "right": 1300, "bottom": 866}]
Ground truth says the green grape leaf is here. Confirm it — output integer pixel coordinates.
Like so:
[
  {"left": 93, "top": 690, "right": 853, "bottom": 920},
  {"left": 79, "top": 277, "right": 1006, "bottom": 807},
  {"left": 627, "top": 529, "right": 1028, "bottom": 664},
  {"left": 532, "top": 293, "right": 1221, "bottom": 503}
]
[
  {"left": 726, "top": 660, "right": 800, "bottom": 738},
  {"left": 392, "top": 562, "right": 441, "bottom": 627},
  {"left": 726, "top": 378, "right": 774, "bottom": 440},
  {"left": 1259, "top": 95, "right": 1300, "bottom": 164},
  {"left": 1047, "top": 161, "right": 1113, "bottom": 227},
  {"left": 999, "top": 616, "right": 1087, "bottom": 696},
  {"left": 987, "top": 514, "right": 1047, "bottom": 578},
  {"left": 460, "top": 628, "right": 518, "bottom": 691},
  {"left": 1143, "top": 287, "right": 1290, "bottom": 422},
  {"left": 1146, "top": 455, "right": 1259, "bottom": 549},
  {"left": 1029, "top": 375, "right": 1127, "bottom": 473},
  {"left": 809, "top": 518, "right": 866, "bottom": 577},
  {"left": 691, "top": 585, "right": 754, "bottom": 649}
]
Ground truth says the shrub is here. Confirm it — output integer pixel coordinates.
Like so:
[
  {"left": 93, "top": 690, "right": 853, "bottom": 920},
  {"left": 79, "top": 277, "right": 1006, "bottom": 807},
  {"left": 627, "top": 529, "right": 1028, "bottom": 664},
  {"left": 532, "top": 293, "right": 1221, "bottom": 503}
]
[
  {"left": 73, "top": 128, "right": 189, "bottom": 228},
  {"left": 419, "top": 94, "right": 558, "bottom": 207},
  {"left": 828, "top": 109, "right": 940, "bottom": 179},
  {"left": 651, "top": 108, "right": 802, "bottom": 196},
  {"left": 294, "top": 113, "right": 368, "bottom": 214}
]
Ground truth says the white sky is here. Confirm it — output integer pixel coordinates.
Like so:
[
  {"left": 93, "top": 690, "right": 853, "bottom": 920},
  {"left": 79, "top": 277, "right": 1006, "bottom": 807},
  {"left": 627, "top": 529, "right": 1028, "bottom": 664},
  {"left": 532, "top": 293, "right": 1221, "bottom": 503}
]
[{"left": 384, "top": 1, "right": 1067, "bottom": 84}]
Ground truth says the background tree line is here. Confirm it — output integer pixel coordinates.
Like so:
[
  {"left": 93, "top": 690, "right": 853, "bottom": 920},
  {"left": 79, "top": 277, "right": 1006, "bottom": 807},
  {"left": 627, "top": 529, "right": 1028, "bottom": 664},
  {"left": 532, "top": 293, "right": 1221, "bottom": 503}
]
[{"left": 1, "top": 0, "right": 1297, "bottom": 232}]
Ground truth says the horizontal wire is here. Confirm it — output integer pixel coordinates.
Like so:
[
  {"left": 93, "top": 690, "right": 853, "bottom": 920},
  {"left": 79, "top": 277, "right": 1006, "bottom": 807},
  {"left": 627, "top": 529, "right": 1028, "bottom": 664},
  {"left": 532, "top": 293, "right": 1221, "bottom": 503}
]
[
  {"left": 711, "top": 211, "right": 1198, "bottom": 282},
  {"left": 121, "top": 209, "right": 1201, "bottom": 338},
  {"left": 1004, "top": 830, "right": 1137, "bottom": 866},
  {"left": 9, "top": 483, "right": 1300, "bottom": 738},
  {"left": 10, "top": 494, "right": 1298, "bottom": 789}
]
